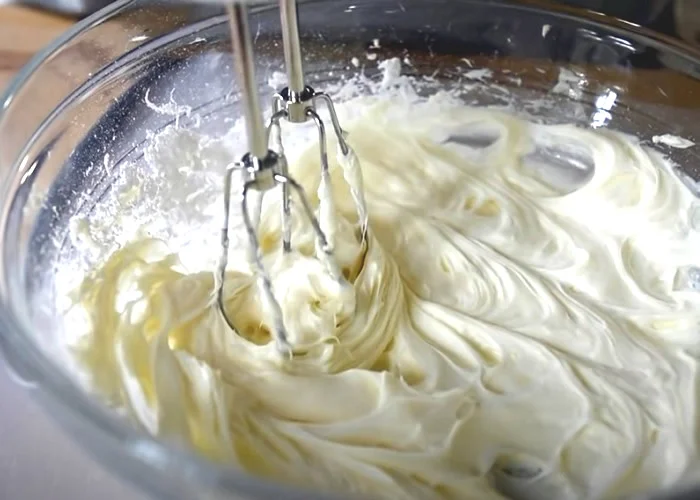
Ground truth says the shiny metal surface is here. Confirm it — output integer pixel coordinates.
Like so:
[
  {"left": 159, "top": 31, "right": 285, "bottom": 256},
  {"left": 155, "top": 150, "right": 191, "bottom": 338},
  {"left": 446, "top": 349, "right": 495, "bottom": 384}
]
[
  {"left": 227, "top": 2, "right": 268, "bottom": 158},
  {"left": 280, "top": 0, "right": 304, "bottom": 94}
]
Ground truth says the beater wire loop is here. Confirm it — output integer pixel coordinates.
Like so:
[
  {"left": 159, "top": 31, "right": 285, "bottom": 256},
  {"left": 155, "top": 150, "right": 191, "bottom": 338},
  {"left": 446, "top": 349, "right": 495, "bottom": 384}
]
[{"left": 217, "top": 0, "right": 363, "bottom": 356}]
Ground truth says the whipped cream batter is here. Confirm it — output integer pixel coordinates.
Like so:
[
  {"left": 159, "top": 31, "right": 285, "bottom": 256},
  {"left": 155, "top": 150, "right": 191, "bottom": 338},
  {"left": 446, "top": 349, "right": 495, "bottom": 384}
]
[{"left": 67, "top": 74, "right": 700, "bottom": 500}]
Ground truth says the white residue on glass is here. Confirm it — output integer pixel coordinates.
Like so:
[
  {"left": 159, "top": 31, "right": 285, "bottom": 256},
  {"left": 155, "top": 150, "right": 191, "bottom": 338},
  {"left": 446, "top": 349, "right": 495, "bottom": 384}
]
[
  {"left": 653, "top": 134, "right": 695, "bottom": 149},
  {"left": 144, "top": 88, "right": 192, "bottom": 127},
  {"left": 552, "top": 68, "right": 587, "bottom": 101}
]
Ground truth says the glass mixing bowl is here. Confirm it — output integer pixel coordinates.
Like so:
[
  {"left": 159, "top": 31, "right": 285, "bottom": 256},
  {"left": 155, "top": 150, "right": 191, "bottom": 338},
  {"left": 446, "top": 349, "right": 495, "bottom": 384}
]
[{"left": 2, "top": 0, "right": 700, "bottom": 499}]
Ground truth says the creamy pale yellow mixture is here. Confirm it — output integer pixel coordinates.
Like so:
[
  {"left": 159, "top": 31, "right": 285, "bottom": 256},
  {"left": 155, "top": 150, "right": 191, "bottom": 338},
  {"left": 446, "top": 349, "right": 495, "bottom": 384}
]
[{"left": 68, "top": 89, "right": 700, "bottom": 500}]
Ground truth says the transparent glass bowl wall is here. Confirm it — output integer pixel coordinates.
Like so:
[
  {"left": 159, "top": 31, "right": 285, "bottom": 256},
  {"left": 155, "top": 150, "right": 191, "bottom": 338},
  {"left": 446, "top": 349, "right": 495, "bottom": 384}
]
[{"left": 2, "top": 0, "right": 700, "bottom": 499}]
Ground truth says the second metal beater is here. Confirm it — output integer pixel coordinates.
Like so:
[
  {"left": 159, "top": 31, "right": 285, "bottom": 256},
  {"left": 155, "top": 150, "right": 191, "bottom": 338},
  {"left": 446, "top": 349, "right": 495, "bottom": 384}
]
[{"left": 216, "top": 0, "right": 368, "bottom": 357}]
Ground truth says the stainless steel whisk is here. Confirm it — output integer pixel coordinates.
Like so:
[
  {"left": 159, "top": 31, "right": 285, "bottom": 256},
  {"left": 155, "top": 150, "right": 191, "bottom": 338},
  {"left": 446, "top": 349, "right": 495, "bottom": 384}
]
[{"left": 216, "top": 0, "right": 363, "bottom": 356}]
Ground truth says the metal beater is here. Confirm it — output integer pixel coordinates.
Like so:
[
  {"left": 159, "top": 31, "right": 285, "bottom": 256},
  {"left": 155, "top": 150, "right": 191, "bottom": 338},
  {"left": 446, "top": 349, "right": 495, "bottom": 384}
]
[{"left": 216, "top": 0, "right": 367, "bottom": 356}]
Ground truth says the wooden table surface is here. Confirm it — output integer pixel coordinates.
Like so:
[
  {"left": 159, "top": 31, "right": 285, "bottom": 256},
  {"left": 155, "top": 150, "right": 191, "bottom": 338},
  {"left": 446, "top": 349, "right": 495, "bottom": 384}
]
[{"left": 0, "top": 5, "right": 74, "bottom": 90}]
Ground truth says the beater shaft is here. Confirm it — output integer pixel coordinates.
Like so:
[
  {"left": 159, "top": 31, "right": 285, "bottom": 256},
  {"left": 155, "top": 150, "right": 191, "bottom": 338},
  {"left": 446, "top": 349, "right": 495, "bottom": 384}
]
[
  {"left": 227, "top": 3, "right": 267, "bottom": 158},
  {"left": 280, "top": 0, "right": 305, "bottom": 95}
]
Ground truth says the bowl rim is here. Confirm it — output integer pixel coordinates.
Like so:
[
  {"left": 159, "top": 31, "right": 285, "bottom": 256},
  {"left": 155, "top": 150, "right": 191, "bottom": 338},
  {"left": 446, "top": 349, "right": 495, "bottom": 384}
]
[{"left": 2, "top": 1, "right": 700, "bottom": 499}]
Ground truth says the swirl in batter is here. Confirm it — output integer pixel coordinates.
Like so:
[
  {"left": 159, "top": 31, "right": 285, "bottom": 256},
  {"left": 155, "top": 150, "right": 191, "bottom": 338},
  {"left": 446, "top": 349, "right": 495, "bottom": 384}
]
[{"left": 68, "top": 90, "right": 700, "bottom": 500}]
